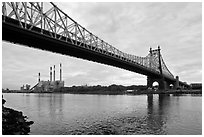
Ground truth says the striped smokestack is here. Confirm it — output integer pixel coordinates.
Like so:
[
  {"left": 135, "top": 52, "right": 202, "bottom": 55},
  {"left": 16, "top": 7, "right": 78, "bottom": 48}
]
[
  {"left": 50, "top": 67, "right": 52, "bottom": 82},
  {"left": 53, "top": 65, "right": 55, "bottom": 81},
  {"left": 60, "top": 63, "right": 62, "bottom": 81},
  {"left": 38, "top": 72, "right": 40, "bottom": 83}
]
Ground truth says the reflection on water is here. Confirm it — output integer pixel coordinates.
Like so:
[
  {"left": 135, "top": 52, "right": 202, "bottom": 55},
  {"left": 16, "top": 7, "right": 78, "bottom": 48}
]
[
  {"left": 146, "top": 94, "right": 165, "bottom": 134},
  {"left": 3, "top": 93, "right": 202, "bottom": 135}
]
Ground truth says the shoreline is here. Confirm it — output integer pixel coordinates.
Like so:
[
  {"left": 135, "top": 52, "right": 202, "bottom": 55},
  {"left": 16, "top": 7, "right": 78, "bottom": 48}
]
[{"left": 3, "top": 89, "right": 202, "bottom": 95}]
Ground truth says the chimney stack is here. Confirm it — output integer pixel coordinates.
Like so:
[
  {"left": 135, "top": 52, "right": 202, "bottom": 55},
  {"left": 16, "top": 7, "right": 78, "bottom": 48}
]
[
  {"left": 60, "top": 63, "right": 62, "bottom": 81},
  {"left": 50, "top": 67, "right": 52, "bottom": 82},
  {"left": 38, "top": 72, "right": 40, "bottom": 83},
  {"left": 53, "top": 65, "right": 55, "bottom": 81}
]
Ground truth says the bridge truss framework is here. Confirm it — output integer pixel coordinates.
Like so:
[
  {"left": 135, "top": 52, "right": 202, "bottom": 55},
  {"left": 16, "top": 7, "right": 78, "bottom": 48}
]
[{"left": 2, "top": 2, "right": 189, "bottom": 90}]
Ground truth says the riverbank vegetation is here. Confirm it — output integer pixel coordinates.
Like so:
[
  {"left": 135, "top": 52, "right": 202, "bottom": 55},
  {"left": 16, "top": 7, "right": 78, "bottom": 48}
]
[
  {"left": 54, "top": 84, "right": 147, "bottom": 95},
  {"left": 2, "top": 84, "right": 202, "bottom": 95}
]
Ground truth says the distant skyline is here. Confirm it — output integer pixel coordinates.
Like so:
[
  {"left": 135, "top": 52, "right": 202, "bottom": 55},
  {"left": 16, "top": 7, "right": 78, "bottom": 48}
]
[{"left": 2, "top": 2, "right": 202, "bottom": 90}]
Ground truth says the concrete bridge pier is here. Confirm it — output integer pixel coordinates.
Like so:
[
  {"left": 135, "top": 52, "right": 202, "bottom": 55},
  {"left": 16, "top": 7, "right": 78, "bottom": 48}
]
[
  {"left": 173, "top": 76, "right": 179, "bottom": 89},
  {"left": 147, "top": 76, "right": 167, "bottom": 90},
  {"left": 147, "top": 75, "right": 183, "bottom": 91},
  {"left": 164, "top": 81, "right": 170, "bottom": 90}
]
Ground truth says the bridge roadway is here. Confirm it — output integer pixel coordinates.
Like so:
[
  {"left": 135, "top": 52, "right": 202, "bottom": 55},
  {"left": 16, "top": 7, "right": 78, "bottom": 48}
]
[{"left": 3, "top": 16, "right": 188, "bottom": 88}]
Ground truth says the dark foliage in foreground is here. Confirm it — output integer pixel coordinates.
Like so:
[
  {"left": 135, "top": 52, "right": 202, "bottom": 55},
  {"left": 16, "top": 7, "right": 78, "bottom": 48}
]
[{"left": 2, "top": 98, "right": 34, "bottom": 135}]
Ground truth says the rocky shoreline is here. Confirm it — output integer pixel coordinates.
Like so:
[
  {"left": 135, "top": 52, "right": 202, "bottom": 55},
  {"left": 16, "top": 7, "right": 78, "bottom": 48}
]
[{"left": 2, "top": 98, "right": 34, "bottom": 135}]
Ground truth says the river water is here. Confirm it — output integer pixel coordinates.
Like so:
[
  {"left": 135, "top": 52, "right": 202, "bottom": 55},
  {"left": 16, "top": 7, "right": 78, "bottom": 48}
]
[{"left": 3, "top": 93, "right": 202, "bottom": 135}]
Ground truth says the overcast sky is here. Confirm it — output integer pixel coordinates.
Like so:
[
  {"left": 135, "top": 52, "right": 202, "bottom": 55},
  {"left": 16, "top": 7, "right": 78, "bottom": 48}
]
[{"left": 2, "top": 2, "right": 202, "bottom": 90}]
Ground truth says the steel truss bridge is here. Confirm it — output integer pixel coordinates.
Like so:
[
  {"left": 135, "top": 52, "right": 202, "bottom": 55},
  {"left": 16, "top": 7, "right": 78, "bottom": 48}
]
[{"left": 2, "top": 2, "right": 189, "bottom": 90}]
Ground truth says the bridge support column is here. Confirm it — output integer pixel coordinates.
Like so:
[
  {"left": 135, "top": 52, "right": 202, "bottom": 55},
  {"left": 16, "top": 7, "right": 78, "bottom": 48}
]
[
  {"left": 174, "top": 76, "right": 179, "bottom": 89},
  {"left": 147, "top": 76, "right": 154, "bottom": 89},
  {"left": 164, "top": 81, "right": 168, "bottom": 90},
  {"left": 147, "top": 76, "right": 167, "bottom": 90}
]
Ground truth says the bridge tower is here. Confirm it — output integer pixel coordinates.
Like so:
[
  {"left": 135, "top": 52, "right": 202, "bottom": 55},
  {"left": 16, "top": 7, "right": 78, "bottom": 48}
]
[
  {"left": 174, "top": 76, "right": 179, "bottom": 89},
  {"left": 147, "top": 46, "right": 167, "bottom": 90},
  {"left": 158, "top": 46, "right": 166, "bottom": 90}
]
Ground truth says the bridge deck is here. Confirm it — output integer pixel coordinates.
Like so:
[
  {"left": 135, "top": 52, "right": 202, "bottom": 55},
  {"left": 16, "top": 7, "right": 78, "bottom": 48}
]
[
  {"left": 2, "top": 2, "right": 191, "bottom": 88},
  {"left": 3, "top": 16, "right": 167, "bottom": 80}
]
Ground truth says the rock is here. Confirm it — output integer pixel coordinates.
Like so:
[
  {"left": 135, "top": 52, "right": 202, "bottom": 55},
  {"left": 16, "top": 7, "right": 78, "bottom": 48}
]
[
  {"left": 2, "top": 97, "right": 34, "bottom": 135},
  {"left": 2, "top": 98, "right": 6, "bottom": 105}
]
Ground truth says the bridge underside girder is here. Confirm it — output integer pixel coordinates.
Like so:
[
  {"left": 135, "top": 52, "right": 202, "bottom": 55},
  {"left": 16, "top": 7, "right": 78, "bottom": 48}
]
[
  {"left": 3, "top": 18, "right": 162, "bottom": 78},
  {"left": 3, "top": 19, "right": 189, "bottom": 91}
]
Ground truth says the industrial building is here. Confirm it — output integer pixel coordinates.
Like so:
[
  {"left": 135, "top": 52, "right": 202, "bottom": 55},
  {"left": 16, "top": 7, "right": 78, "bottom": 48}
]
[
  {"left": 190, "top": 83, "right": 202, "bottom": 90},
  {"left": 31, "top": 63, "right": 64, "bottom": 92},
  {"left": 20, "top": 84, "right": 31, "bottom": 91}
]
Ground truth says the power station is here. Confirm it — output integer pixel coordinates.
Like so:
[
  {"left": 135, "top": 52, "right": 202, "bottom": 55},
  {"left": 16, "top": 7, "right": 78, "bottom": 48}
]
[{"left": 30, "top": 63, "right": 64, "bottom": 92}]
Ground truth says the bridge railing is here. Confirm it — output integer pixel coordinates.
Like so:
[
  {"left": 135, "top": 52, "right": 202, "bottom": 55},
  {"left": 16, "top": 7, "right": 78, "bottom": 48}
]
[{"left": 2, "top": 2, "right": 174, "bottom": 79}]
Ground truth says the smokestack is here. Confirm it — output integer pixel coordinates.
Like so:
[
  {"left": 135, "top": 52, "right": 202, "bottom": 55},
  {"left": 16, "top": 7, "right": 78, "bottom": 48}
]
[
  {"left": 53, "top": 65, "right": 55, "bottom": 81},
  {"left": 50, "top": 67, "right": 52, "bottom": 82},
  {"left": 38, "top": 72, "right": 40, "bottom": 83},
  {"left": 60, "top": 63, "right": 62, "bottom": 81}
]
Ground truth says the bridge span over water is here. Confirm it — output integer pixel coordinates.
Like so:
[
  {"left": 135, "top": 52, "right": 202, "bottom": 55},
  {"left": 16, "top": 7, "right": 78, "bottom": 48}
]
[{"left": 2, "top": 2, "right": 189, "bottom": 90}]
